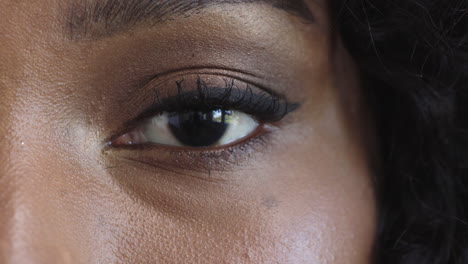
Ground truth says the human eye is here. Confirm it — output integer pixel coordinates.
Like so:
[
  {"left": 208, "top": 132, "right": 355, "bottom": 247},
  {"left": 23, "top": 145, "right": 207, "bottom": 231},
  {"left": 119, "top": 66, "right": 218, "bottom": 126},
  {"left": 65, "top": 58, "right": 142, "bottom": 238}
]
[
  {"left": 109, "top": 76, "right": 299, "bottom": 152},
  {"left": 112, "top": 109, "right": 259, "bottom": 148}
]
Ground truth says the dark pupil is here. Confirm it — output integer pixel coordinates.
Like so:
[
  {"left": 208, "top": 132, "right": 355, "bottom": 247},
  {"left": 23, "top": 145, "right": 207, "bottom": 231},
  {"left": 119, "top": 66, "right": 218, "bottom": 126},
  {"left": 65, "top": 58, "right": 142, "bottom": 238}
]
[{"left": 168, "top": 109, "right": 231, "bottom": 147}]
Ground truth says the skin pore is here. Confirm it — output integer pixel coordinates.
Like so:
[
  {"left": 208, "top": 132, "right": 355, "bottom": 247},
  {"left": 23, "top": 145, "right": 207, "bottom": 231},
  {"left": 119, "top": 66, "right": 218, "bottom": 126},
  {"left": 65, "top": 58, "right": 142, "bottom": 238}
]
[{"left": 0, "top": 0, "right": 376, "bottom": 263}]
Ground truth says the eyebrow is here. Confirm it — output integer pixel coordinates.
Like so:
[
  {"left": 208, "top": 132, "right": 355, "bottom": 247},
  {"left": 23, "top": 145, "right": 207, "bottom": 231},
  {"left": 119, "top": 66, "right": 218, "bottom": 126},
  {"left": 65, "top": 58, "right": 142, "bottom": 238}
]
[{"left": 66, "top": 0, "right": 314, "bottom": 39}]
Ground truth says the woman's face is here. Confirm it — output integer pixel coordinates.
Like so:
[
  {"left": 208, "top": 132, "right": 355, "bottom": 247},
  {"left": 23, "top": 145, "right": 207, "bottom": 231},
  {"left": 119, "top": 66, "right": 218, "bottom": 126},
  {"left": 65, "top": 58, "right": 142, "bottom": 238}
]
[{"left": 0, "top": 0, "right": 376, "bottom": 263}]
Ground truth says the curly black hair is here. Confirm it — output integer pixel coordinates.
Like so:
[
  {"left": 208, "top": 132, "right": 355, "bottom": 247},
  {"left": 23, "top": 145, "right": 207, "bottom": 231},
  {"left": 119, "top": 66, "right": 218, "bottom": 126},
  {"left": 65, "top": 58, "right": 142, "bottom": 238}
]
[{"left": 333, "top": 0, "right": 468, "bottom": 263}]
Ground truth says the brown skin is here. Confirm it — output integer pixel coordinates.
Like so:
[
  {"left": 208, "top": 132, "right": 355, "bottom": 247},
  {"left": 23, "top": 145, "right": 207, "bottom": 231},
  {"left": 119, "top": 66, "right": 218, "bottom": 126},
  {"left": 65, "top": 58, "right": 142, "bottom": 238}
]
[{"left": 0, "top": 0, "right": 376, "bottom": 263}]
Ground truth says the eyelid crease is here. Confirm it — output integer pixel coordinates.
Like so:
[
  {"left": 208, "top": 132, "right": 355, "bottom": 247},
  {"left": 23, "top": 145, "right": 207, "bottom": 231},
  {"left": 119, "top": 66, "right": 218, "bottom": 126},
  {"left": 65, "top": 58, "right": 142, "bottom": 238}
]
[{"left": 134, "top": 67, "right": 276, "bottom": 96}]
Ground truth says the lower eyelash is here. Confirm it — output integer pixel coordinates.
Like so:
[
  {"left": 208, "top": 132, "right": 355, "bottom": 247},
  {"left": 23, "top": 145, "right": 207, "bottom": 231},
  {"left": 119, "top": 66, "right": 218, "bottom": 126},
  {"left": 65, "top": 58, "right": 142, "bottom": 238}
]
[{"left": 108, "top": 127, "right": 272, "bottom": 181}]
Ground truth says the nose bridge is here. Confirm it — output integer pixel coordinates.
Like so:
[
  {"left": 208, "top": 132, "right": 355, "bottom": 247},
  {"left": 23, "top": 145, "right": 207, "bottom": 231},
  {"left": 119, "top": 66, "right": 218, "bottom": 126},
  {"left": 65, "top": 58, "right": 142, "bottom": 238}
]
[
  {"left": 0, "top": 104, "right": 76, "bottom": 264},
  {"left": 0, "top": 128, "right": 40, "bottom": 263},
  {"left": 0, "top": 3, "right": 87, "bottom": 261}
]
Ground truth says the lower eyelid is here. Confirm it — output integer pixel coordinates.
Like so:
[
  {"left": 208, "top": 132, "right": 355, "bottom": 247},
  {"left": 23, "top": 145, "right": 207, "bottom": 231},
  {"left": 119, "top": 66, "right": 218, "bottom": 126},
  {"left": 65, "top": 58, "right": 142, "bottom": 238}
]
[{"left": 106, "top": 128, "right": 272, "bottom": 179}]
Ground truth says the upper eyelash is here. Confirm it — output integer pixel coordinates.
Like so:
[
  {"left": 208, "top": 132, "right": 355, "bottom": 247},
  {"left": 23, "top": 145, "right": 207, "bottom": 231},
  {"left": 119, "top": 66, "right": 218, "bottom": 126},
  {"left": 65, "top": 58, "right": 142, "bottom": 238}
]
[{"left": 142, "top": 76, "right": 300, "bottom": 122}]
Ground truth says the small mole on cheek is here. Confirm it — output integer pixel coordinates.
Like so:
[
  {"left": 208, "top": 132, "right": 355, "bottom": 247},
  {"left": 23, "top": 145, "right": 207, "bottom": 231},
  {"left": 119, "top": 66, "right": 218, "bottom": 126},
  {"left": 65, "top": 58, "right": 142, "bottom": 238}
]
[{"left": 261, "top": 196, "right": 280, "bottom": 209}]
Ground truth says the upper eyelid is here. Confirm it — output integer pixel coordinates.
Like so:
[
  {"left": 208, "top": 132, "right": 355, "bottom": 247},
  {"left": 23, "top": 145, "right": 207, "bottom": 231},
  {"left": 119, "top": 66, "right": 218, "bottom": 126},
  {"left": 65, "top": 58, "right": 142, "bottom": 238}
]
[{"left": 139, "top": 77, "right": 299, "bottom": 122}]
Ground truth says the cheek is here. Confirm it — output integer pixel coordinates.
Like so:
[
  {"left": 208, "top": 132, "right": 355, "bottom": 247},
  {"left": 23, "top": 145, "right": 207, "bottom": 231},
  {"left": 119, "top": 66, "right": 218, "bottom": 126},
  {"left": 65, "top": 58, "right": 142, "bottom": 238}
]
[
  {"left": 251, "top": 152, "right": 376, "bottom": 263},
  {"left": 84, "top": 159, "right": 375, "bottom": 264}
]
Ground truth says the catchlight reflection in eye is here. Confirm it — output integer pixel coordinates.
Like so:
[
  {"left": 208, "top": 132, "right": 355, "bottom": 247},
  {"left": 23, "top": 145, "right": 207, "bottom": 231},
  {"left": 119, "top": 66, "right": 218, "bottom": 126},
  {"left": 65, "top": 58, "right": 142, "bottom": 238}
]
[{"left": 112, "top": 109, "right": 259, "bottom": 148}]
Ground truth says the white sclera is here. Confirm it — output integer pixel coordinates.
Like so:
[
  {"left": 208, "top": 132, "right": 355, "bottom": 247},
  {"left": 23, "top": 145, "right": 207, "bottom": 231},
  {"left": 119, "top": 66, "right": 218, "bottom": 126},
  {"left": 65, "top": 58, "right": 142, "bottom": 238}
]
[
  {"left": 141, "top": 111, "right": 259, "bottom": 147},
  {"left": 215, "top": 111, "right": 258, "bottom": 146},
  {"left": 143, "top": 113, "right": 183, "bottom": 146}
]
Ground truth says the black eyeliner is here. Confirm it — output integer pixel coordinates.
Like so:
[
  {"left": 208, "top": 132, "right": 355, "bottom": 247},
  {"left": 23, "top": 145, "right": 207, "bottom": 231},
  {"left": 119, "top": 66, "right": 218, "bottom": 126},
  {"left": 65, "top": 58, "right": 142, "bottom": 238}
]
[{"left": 138, "top": 77, "right": 300, "bottom": 123}]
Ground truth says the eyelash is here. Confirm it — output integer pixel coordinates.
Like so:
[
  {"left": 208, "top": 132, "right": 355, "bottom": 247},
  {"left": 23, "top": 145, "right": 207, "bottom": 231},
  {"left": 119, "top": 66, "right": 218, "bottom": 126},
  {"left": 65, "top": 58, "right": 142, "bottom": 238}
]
[{"left": 137, "top": 77, "right": 299, "bottom": 123}]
